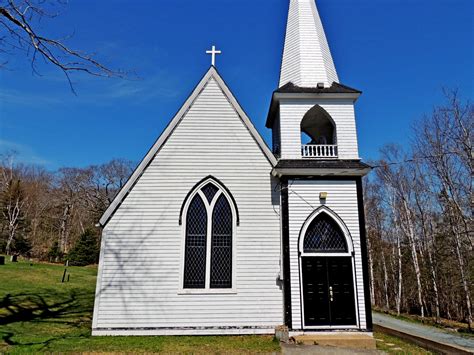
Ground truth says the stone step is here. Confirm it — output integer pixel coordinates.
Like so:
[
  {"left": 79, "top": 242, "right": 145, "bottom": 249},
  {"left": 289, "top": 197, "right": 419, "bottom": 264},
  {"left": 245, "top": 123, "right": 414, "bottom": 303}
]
[{"left": 292, "top": 333, "right": 377, "bottom": 350}]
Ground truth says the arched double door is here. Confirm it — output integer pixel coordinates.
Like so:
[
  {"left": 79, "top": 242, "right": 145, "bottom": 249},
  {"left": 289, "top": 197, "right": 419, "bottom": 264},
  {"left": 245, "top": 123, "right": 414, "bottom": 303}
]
[{"left": 299, "top": 208, "right": 357, "bottom": 328}]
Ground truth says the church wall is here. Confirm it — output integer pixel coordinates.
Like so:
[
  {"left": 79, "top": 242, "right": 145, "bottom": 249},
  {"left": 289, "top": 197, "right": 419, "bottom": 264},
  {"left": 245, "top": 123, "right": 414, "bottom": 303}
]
[
  {"left": 92, "top": 78, "right": 283, "bottom": 335},
  {"left": 287, "top": 179, "right": 367, "bottom": 330},
  {"left": 279, "top": 98, "right": 360, "bottom": 160},
  {"left": 272, "top": 112, "right": 281, "bottom": 157}
]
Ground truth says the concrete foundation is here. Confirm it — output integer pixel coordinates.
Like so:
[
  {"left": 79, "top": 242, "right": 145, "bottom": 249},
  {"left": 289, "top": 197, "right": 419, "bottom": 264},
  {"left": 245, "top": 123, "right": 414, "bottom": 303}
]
[{"left": 292, "top": 332, "right": 377, "bottom": 350}]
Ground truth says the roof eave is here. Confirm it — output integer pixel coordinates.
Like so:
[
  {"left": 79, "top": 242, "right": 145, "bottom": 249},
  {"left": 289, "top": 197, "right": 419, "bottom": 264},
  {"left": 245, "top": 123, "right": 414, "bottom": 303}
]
[
  {"left": 275, "top": 92, "right": 361, "bottom": 101},
  {"left": 266, "top": 91, "right": 362, "bottom": 128},
  {"left": 271, "top": 166, "right": 372, "bottom": 178}
]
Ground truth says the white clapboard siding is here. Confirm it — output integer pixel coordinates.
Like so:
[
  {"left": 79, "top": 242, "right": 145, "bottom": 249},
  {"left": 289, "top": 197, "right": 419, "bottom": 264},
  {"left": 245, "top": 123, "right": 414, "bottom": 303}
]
[
  {"left": 93, "top": 77, "right": 283, "bottom": 335},
  {"left": 272, "top": 115, "right": 281, "bottom": 157},
  {"left": 287, "top": 179, "right": 367, "bottom": 330},
  {"left": 279, "top": 99, "right": 360, "bottom": 160},
  {"left": 279, "top": 0, "right": 339, "bottom": 88},
  {"left": 280, "top": 0, "right": 302, "bottom": 87}
]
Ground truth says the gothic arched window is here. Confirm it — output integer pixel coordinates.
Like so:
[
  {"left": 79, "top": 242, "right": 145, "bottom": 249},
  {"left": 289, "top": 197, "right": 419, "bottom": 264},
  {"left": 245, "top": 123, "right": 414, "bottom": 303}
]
[
  {"left": 183, "top": 194, "right": 208, "bottom": 288},
  {"left": 303, "top": 212, "right": 348, "bottom": 253},
  {"left": 210, "top": 194, "right": 233, "bottom": 288},
  {"left": 183, "top": 180, "right": 235, "bottom": 289}
]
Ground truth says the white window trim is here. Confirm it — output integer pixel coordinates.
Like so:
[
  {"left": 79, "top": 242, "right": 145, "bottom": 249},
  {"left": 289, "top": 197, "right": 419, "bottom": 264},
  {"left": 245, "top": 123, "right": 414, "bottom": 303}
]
[
  {"left": 298, "top": 206, "right": 360, "bottom": 330},
  {"left": 298, "top": 206, "right": 354, "bottom": 255},
  {"left": 178, "top": 179, "right": 237, "bottom": 295},
  {"left": 177, "top": 289, "right": 237, "bottom": 295}
]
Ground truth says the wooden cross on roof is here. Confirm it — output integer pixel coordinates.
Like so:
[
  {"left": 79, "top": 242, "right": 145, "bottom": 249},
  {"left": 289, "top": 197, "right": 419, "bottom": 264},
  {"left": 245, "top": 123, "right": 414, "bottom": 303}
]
[{"left": 206, "top": 45, "right": 222, "bottom": 67}]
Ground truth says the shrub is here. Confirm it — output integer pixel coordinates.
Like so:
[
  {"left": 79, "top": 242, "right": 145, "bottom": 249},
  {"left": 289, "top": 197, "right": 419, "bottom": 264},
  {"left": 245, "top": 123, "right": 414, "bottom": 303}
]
[
  {"left": 12, "top": 234, "right": 32, "bottom": 256},
  {"left": 47, "top": 241, "right": 63, "bottom": 263},
  {"left": 67, "top": 230, "right": 99, "bottom": 266}
]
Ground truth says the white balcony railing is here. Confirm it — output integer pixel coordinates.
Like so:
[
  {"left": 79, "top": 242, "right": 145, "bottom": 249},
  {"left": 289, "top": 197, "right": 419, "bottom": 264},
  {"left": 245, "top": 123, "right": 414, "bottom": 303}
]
[{"left": 301, "top": 144, "right": 338, "bottom": 159}]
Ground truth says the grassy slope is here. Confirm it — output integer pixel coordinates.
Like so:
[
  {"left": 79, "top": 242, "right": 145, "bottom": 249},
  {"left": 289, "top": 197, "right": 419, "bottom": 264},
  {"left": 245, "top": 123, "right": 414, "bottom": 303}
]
[
  {"left": 373, "top": 308, "right": 474, "bottom": 338},
  {"left": 0, "top": 259, "right": 279, "bottom": 354},
  {"left": 375, "top": 332, "right": 433, "bottom": 354}
]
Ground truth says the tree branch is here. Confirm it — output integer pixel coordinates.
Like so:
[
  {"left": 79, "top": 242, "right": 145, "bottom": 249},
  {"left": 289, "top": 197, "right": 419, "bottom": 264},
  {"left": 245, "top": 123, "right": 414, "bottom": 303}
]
[{"left": 0, "top": 0, "right": 129, "bottom": 93}]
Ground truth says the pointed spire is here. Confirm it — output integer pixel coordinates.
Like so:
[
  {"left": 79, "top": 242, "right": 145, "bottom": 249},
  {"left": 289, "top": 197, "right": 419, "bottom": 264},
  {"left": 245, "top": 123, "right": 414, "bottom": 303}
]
[{"left": 279, "top": 0, "right": 339, "bottom": 88}]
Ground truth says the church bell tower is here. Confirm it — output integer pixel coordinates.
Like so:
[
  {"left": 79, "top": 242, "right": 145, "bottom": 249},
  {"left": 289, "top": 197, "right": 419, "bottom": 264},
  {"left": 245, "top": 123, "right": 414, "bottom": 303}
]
[{"left": 267, "top": 0, "right": 373, "bottom": 332}]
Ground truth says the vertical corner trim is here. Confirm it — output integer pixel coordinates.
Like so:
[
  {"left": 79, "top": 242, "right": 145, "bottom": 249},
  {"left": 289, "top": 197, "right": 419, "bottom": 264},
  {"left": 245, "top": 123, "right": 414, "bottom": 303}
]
[
  {"left": 356, "top": 177, "right": 373, "bottom": 330},
  {"left": 281, "top": 179, "right": 292, "bottom": 329}
]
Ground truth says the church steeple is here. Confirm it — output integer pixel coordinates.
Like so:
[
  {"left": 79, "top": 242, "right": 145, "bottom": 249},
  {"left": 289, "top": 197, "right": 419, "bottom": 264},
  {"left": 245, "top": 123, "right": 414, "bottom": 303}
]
[{"left": 279, "top": 0, "right": 339, "bottom": 88}]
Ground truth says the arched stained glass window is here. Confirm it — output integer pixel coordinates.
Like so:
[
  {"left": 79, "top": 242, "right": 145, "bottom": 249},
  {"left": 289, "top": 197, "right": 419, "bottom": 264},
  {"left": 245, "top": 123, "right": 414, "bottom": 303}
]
[
  {"left": 201, "top": 183, "right": 219, "bottom": 203},
  {"left": 182, "top": 179, "right": 235, "bottom": 289},
  {"left": 183, "top": 194, "right": 207, "bottom": 288},
  {"left": 303, "top": 213, "right": 348, "bottom": 253},
  {"left": 210, "top": 195, "right": 233, "bottom": 288}
]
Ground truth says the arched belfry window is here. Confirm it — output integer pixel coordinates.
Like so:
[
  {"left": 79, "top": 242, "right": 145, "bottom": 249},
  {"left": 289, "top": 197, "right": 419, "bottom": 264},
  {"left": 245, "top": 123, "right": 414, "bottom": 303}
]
[
  {"left": 182, "top": 178, "right": 236, "bottom": 289},
  {"left": 301, "top": 105, "right": 336, "bottom": 145},
  {"left": 303, "top": 212, "right": 348, "bottom": 253}
]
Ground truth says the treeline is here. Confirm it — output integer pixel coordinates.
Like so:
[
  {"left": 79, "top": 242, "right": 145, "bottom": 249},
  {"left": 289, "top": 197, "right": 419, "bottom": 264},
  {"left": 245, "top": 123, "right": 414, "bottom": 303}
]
[
  {"left": 0, "top": 157, "right": 134, "bottom": 264},
  {"left": 365, "top": 91, "right": 473, "bottom": 329}
]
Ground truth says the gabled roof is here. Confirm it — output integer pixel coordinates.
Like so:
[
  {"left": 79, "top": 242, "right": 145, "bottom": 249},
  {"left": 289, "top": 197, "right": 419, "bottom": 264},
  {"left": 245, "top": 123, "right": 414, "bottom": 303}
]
[{"left": 99, "top": 66, "right": 277, "bottom": 227}]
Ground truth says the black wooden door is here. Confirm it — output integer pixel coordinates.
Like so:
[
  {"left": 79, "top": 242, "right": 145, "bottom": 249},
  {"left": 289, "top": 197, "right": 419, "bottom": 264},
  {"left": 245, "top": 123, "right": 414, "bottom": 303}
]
[
  {"left": 302, "top": 256, "right": 356, "bottom": 327},
  {"left": 302, "top": 257, "right": 330, "bottom": 326},
  {"left": 327, "top": 257, "right": 357, "bottom": 325}
]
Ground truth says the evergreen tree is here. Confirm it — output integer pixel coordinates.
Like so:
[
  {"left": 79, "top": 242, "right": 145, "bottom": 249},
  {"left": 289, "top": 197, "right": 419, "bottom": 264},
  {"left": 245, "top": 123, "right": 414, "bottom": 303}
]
[
  {"left": 47, "top": 241, "right": 63, "bottom": 263},
  {"left": 67, "top": 230, "right": 99, "bottom": 266}
]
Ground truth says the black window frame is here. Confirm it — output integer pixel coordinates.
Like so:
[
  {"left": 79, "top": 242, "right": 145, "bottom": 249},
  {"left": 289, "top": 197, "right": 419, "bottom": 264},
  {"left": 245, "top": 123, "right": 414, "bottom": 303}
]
[
  {"left": 183, "top": 194, "right": 208, "bottom": 289},
  {"left": 303, "top": 212, "right": 348, "bottom": 253},
  {"left": 182, "top": 180, "right": 235, "bottom": 290}
]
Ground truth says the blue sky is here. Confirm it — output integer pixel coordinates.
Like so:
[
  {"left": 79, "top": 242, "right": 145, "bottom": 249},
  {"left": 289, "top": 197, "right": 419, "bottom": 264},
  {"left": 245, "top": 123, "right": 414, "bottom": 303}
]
[{"left": 0, "top": 0, "right": 472, "bottom": 169}]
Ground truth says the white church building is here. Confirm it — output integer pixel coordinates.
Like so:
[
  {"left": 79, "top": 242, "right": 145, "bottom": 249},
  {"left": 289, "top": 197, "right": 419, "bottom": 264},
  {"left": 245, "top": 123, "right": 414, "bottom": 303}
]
[{"left": 93, "top": 0, "right": 372, "bottom": 336}]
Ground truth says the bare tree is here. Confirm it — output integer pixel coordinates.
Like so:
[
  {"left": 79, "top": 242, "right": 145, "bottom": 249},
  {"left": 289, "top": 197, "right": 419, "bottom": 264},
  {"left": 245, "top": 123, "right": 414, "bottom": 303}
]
[
  {"left": 412, "top": 162, "right": 441, "bottom": 321},
  {"left": 377, "top": 146, "right": 425, "bottom": 318},
  {"left": 21, "top": 165, "right": 53, "bottom": 257},
  {"left": 99, "top": 159, "right": 134, "bottom": 205},
  {"left": 0, "top": 0, "right": 127, "bottom": 91},
  {"left": 70, "top": 159, "right": 134, "bottom": 224},
  {"left": 364, "top": 91, "right": 472, "bottom": 330},
  {"left": 0, "top": 156, "right": 134, "bottom": 259},
  {"left": 364, "top": 180, "right": 382, "bottom": 306},
  {"left": 414, "top": 91, "right": 473, "bottom": 329},
  {"left": 0, "top": 153, "right": 28, "bottom": 255},
  {"left": 50, "top": 160, "right": 134, "bottom": 254},
  {"left": 388, "top": 186, "right": 403, "bottom": 316},
  {"left": 54, "top": 167, "right": 87, "bottom": 253}
]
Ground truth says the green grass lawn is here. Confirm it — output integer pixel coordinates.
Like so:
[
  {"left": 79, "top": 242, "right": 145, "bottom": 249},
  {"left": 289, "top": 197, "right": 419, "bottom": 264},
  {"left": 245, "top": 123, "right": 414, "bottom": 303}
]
[
  {"left": 373, "top": 308, "right": 474, "bottom": 339},
  {"left": 0, "top": 258, "right": 279, "bottom": 354},
  {"left": 374, "top": 332, "right": 433, "bottom": 354}
]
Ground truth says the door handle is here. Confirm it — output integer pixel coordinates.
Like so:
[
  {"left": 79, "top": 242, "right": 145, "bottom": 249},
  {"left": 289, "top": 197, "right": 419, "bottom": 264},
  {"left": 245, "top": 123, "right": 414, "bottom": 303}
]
[{"left": 329, "top": 286, "right": 334, "bottom": 302}]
